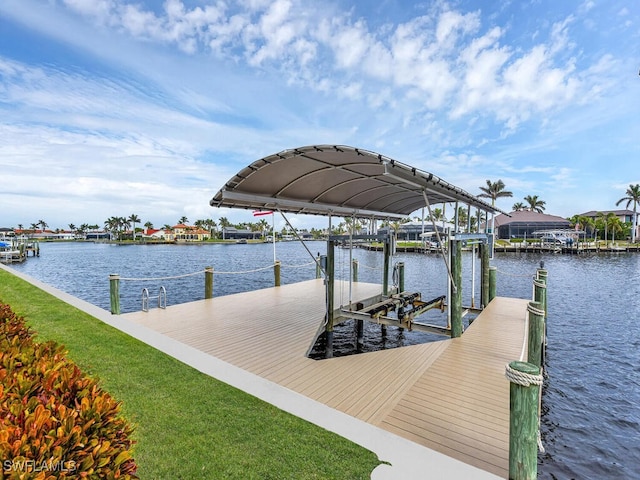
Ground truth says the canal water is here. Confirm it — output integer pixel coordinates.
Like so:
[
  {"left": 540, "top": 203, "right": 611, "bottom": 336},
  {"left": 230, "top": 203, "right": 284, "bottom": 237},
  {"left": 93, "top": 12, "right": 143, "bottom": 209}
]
[{"left": 7, "top": 241, "right": 640, "bottom": 479}]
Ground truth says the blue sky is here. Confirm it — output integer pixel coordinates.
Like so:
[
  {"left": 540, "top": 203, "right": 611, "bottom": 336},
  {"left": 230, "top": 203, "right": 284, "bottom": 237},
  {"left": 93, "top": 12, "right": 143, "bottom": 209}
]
[{"left": 1, "top": 0, "right": 639, "bottom": 231}]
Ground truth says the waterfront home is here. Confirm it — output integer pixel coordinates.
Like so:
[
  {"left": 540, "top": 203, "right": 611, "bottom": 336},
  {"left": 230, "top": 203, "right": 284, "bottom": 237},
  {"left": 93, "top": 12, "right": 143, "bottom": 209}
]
[
  {"left": 492, "top": 210, "right": 570, "bottom": 239},
  {"left": 172, "top": 224, "right": 211, "bottom": 242},
  {"left": 221, "top": 226, "right": 261, "bottom": 241}
]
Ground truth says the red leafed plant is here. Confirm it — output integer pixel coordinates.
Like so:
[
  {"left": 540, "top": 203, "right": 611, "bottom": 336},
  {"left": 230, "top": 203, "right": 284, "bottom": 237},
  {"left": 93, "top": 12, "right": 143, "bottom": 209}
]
[{"left": 0, "top": 302, "right": 138, "bottom": 479}]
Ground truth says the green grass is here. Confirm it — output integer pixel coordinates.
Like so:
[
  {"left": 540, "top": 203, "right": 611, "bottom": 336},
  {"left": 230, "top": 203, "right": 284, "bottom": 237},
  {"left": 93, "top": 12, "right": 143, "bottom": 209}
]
[{"left": 0, "top": 269, "right": 381, "bottom": 479}]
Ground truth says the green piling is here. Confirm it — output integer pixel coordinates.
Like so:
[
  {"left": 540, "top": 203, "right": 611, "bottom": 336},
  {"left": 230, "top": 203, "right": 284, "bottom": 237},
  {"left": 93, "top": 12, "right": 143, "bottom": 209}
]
[
  {"left": 489, "top": 266, "right": 497, "bottom": 302},
  {"left": 450, "top": 239, "right": 463, "bottom": 338},
  {"left": 205, "top": 266, "right": 214, "bottom": 299},
  {"left": 274, "top": 260, "right": 281, "bottom": 287},
  {"left": 326, "top": 240, "right": 335, "bottom": 358},
  {"left": 507, "top": 361, "right": 542, "bottom": 480},
  {"left": 397, "top": 262, "right": 405, "bottom": 293},
  {"left": 109, "top": 274, "right": 120, "bottom": 315},
  {"left": 352, "top": 259, "right": 359, "bottom": 282},
  {"left": 316, "top": 254, "right": 322, "bottom": 279},
  {"left": 481, "top": 242, "right": 490, "bottom": 308},
  {"left": 536, "top": 268, "right": 548, "bottom": 318},
  {"left": 383, "top": 237, "right": 390, "bottom": 295},
  {"left": 527, "top": 301, "right": 545, "bottom": 368}
]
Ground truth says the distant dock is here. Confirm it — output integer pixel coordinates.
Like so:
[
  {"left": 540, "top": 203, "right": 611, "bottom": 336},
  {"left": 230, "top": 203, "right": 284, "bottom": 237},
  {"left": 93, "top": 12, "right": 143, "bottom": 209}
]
[{"left": 124, "top": 279, "right": 529, "bottom": 478}]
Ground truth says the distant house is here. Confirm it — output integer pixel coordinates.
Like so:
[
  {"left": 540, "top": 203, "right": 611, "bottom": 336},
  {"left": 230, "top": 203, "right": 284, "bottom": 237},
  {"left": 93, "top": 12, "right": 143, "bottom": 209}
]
[
  {"left": 492, "top": 211, "right": 570, "bottom": 239},
  {"left": 85, "top": 231, "right": 112, "bottom": 240},
  {"left": 578, "top": 209, "right": 634, "bottom": 223},
  {"left": 222, "top": 227, "right": 261, "bottom": 240},
  {"left": 0, "top": 227, "right": 14, "bottom": 239},
  {"left": 578, "top": 209, "right": 638, "bottom": 240},
  {"left": 143, "top": 228, "right": 174, "bottom": 241},
  {"left": 172, "top": 224, "right": 211, "bottom": 242},
  {"left": 378, "top": 221, "right": 444, "bottom": 241}
]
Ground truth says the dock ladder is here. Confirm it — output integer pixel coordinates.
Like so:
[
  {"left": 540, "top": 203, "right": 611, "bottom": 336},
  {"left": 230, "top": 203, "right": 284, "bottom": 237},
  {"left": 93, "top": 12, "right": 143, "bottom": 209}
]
[{"left": 142, "top": 286, "right": 167, "bottom": 312}]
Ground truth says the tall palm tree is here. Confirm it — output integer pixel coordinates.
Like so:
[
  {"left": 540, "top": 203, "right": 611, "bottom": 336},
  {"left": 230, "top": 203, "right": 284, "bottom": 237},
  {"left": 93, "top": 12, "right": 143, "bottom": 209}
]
[
  {"left": 524, "top": 195, "right": 546, "bottom": 213},
  {"left": 128, "top": 214, "right": 141, "bottom": 241},
  {"left": 178, "top": 216, "right": 189, "bottom": 225},
  {"left": 512, "top": 202, "right": 526, "bottom": 212},
  {"left": 218, "top": 217, "right": 231, "bottom": 240},
  {"left": 616, "top": 184, "right": 640, "bottom": 243},
  {"left": 38, "top": 219, "right": 48, "bottom": 231},
  {"left": 478, "top": 179, "right": 513, "bottom": 207},
  {"left": 478, "top": 180, "right": 512, "bottom": 238}
]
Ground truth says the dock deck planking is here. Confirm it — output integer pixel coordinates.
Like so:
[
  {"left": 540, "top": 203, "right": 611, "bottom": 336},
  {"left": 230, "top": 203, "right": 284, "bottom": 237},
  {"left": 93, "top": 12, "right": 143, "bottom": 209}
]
[{"left": 124, "top": 279, "right": 529, "bottom": 478}]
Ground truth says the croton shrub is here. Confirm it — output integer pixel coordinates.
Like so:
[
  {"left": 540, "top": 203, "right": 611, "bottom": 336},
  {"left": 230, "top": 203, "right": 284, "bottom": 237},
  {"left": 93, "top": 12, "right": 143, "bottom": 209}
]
[{"left": 0, "top": 302, "right": 137, "bottom": 479}]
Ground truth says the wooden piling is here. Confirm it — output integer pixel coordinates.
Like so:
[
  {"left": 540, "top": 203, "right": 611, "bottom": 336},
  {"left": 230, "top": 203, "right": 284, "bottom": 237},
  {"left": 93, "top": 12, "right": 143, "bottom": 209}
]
[
  {"left": 316, "top": 254, "right": 321, "bottom": 279},
  {"left": 355, "top": 302, "right": 364, "bottom": 350},
  {"left": 352, "top": 259, "right": 359, "bottom": 282},
  {"left": 481, "top": 242, "right": 490, "bottom": 308},
  {"left": 274, "top": 260, "right": 281, "bottom": 287},
  {"left": 506, "top": 361, "right": 542, "bottom": 480},
  {"left": 450, "top": 239, "right": 462, "bottom": 338},
  {"left": 383, "top": 237, "right": 390, "bottom": 295},
  {"left": 398, "top": 261, "right": 406, "bottom": 332},
  {"left": 535, "top": 268, "right": 547, "bottom": 318},
  {"left": 109, "top": 274, "right": 120, "bottom": 315},
  {"left": 205, "top": 266, "right": 214, "bottom": 299},
  {"left": 326, "top": 240, "right": 335, "bottom": 358},
  {"left": 489, "top": 266, "right": 497, "bottom": 303},
  {"left": 527, "top": 301, "right": 545, "bottom": 368}
]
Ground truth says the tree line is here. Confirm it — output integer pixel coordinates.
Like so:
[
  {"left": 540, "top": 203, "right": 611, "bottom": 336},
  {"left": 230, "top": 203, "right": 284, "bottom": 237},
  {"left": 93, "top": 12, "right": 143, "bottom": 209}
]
[{"left": 13, "top": 183, "right": 640, "bottom": 243}]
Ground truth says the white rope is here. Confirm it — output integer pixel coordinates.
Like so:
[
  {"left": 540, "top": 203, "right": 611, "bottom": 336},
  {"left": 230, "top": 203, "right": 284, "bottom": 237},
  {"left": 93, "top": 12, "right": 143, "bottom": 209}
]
[
  {"left": 119, "top": 263, "right": 277, "bottom": 281},
  {"left": 280, "top": 261, "right": 316, "bottom": 269},
  {"left": 120, "top": 270, "right": 205, "bottom": 281},
  {"left": 527, "top": 303, "right": 546, "bottom": 317},
  {"left": 504, "top": 363, "right": 543, "bottom": 386},
  {"left": 519, "top": 309, "right": 528, "bottom": 362},
  {"left": 214, "top": 264, "right": 274, "bottom": 275}
]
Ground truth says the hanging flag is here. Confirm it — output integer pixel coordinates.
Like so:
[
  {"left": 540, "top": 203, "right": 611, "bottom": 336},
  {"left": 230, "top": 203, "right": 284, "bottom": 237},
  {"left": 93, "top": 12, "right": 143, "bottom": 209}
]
[{"left": 253, "top": 210, "right": 274, "bottom": 216}]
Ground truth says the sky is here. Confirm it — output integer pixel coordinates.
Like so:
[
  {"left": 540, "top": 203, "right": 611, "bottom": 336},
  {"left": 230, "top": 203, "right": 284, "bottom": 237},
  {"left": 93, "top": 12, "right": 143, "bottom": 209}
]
[{"left": 1, "top": 0, "right": 639, "bottom": 232}]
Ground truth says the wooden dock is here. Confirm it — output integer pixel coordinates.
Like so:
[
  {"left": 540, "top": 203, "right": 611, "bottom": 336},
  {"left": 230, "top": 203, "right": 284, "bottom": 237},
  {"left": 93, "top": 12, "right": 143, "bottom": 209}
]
[{"left": 124, "top": 279, "right": 529, "bottom": 478}]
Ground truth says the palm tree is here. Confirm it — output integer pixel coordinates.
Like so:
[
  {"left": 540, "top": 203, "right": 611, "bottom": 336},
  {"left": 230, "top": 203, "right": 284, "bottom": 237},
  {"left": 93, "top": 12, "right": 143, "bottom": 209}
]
[
  {"left": 616, "top": 184, "right": 640, "bottom": 243},
  {"left": 478, "top": 179, "right": 513, "bottom": 207},
  {"left": 512, "top": 202, "right": 526, "bottom": 212},
  {"left": 178, "top": 216, "right": 189, "bottom": 225},
  {"left": 478, "top": 180, "right": 512, "bottom": 239},
  {"left": 38, "top": 219, "right": 48, "bottom": 231},
  {"left": 218, "top": 217, "right": 231, "bottom": 240},
  {"left": 128, "top": 214, "right": 141, "bottom": 241},
  {"left": 428, "top": 207, "right": 444, "bottom": 223},
  {"left": 144, "top": 221, "right": 154, "bottom": 233},
  {"left": 523, "top": 195, "right": 546, "bottom": 213}
]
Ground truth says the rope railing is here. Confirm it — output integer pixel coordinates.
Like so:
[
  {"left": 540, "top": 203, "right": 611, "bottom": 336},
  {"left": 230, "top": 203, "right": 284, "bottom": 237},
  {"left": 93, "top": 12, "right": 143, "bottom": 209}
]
[
  {"left": 213, "top": 264, "right": 274, "bottom": 275},
  {"left": 119, "top": 270, "right": 206, "bottom": 281},
  {"left": 280, "top": 261, "right": 316, "bottom": 269}
]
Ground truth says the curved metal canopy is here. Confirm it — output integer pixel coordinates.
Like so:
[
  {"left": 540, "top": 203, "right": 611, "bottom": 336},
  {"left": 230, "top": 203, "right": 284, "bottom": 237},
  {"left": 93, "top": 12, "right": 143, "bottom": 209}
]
[{"left": 210, "top": 145, "right": 504, "bottom": 220}]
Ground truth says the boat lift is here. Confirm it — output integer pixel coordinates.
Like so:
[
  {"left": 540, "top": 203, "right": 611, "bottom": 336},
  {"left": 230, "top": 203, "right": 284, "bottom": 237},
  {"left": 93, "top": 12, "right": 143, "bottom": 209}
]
[{"left": 210, "top": 144, "right": 505, "bottom": 358}]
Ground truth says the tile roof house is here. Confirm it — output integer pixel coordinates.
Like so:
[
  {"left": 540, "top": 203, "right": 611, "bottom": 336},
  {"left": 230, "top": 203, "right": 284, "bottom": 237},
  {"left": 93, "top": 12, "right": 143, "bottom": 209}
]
[{"left": 492, "top": 211, "right": 570, "bottom": 239}]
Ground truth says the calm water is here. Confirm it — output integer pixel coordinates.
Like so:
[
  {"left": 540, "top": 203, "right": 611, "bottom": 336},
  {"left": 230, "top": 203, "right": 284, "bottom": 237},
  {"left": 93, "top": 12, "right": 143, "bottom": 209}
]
[{"left": 7, "top": 241, "right": 640, "bottom": 479}]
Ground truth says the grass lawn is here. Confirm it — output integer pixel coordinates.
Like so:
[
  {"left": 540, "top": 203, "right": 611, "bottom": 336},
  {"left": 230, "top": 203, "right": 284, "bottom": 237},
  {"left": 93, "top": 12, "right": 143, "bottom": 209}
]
[{"left": 0, "top": 269, "right": 381, "bottom": 479}]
